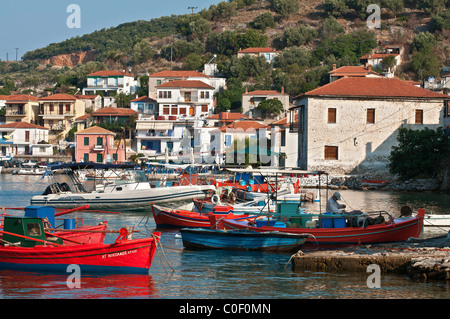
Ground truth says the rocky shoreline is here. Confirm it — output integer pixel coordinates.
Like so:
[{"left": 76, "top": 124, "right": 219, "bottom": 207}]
[{"left": 291, "top": 233, "right": 450, "bottom": 281}]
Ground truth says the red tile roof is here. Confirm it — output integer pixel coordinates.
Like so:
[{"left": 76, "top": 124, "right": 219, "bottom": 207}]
[
  {"left": 92, "top": 107, "right": 138, "bottom": 116},
  {"left": 243, "top": 90, "right": 287, "bottom": 96},
  {"left": 0, "top": 122, "right": 47, "bottom": 130},
  {"left": 329, "top": 66, "right": 381, "bottom": 77},
  {"left": 5, "top": 95, "right": 39, "bottom": 103},
  {"left": 297, "top": 77, "right": 448, "bottom": 99},
  {"left": 238, "top": 47, "right": 277, "bottom": 54},
  {"left": 150, "top": 70, "right": 209, "bottom": 78},
  {"left": 216, "top": 120, "right": 267, "bottom": 132},
  {"left": 156, "top": 80, "right": 214, "bottom": 89},
  {"left": 131, "top": 96, "right": 156, "bottom": 102},
  {"left": 75, "top": 126, "right": 115, "bottom": 135},
  {"left": 39, "top": 93, "right": 77, "bottom": 101},
  {"left": 87, "top": 70, "right": 134, "bottom": 77},
  {"left": 74, "top": 95, "right": 100, "bottom": 99},
  {"left": 0, "top": 95, "right": 10, "bottom": 100}
]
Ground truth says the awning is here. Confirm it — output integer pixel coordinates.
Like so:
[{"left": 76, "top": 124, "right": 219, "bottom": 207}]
[{"left": 136, "top": 122, "right": 173, "bottom": 130}]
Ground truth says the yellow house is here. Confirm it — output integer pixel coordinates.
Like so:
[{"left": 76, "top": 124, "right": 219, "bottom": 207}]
[
  {"left": 4, "top": 95, "right": 40, "bottom": 124},
  {"left": 38, "top": 93, "right": 86, "bottom": 141}
]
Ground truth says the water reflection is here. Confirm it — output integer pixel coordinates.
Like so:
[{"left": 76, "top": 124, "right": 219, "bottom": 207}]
[{"left": 0, "top": 270, "right": 158, "bottom": 299}]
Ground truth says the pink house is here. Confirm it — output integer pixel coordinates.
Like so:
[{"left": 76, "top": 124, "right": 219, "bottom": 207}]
[{"left": 75, "top": 126, "right": 125, "bottom": 163}]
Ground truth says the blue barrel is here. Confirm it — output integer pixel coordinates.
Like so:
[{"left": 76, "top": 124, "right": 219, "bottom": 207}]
[{"left": 64, "top": 219, "right": 76, "bottom": 230}]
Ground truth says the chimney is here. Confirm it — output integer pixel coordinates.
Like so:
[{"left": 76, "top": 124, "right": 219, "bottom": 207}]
[
  {"left": 245, "top": 87, "right": 248, "bottom": 94},
  {"left": 368, "top": 65, "right": 373, "bottom": 71},
  {"left": 281, "top": 87, "right": 284, "bottom": 94},
  {"left": 333, "top": 64, "right": 336, "bottom": 71}
]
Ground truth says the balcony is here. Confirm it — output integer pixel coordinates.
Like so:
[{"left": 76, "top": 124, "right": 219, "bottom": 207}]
[
  {"left": 6, "top": 110, "right": 26, "bottom": 116},
  {"left": 92, "top": 144, "right": 104, "bottom": 151},
  {"left": 49, "top": 125, "right": 66, "bottom": 131}
]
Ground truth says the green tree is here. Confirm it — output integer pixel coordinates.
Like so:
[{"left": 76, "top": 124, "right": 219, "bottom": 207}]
[
  {"left": 256, "top": 98, "right": 284, "bottom": 117},
  {"left": 381, "top": 55, "right": 397, "bottom": 72},
  {"left": 132, "top": 39, "right": 155, "bottom": 65},
  {"left": 320, "top": 17, "right": 345, "bottom": 39},
  {"left": 389, "top": 127, "right": 450, "bottom": 180},
  {"left": 182, "top": 53, "right": 204, "bottom": 71},
  {"left": 417, "top": 0, "right": 446, "bottom": 14},
  {"left": 323, "top": 0, "right": 349, "bottom": 17},
  {"left": 274, "top": 25, "right": 318, "bottom": 49},
  {"left": 383, "top": 0, "right": 405, "bottom": 18},
  {"left": 249, "top": 12, "right": 275, "bottom": 31},
  {"left": 268, "top": 0, "right": 299, "bottom": 19}
]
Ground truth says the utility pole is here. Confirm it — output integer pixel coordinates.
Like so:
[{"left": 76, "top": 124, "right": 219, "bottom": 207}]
[
  {"left": 188, "top": 6, "right": 197, "bottom": 14},
  {"left": 15, "top": 48, "right": 18, "bottom": 61}
]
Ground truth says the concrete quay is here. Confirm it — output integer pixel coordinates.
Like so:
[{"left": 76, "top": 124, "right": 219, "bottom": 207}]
[{"left": 291, "top": 234, "right": 450, "bottom": 281}]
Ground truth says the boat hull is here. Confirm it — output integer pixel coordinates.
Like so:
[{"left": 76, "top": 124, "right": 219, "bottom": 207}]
[
  {"left": 30, "top": 185, "right": 214, "bottom": 210},
  {"left": 219, "top": 213, "right": 425, "bottom": 245},
  {"left": 180, "top": 228, "right": 308, "bottom": 251},
  {"left": 151, "top": 204, "right": 250, "bottom": 228},
  {"left": 0, "top": 235, "right": 160, "bottom": 274}
]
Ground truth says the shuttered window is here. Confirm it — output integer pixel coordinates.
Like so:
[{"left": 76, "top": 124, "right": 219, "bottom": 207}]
[
  {"left": 415, "top": 110, "right": 423, "bottom": 124},
  {"left": 328, "top": 108, "right": 336, "bottom": 123},
  {"left": 367, "top": 109, "right": 375, "bottom": 123},
  {"left": 324, "top": 146, "right": 338, "bottom": 160}
]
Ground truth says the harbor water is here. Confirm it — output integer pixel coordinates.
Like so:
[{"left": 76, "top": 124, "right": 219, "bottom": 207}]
[{"left": 0, "top": 173, "right": 449, "bottom": 301}]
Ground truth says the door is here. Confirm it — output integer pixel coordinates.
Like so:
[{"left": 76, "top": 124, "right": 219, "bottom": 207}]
[
  {"left": 25, "top": 131, "right": 30, "bottom": 142},
  {"left": 59, "top": 104, "right": 63, "bottom": 115}
]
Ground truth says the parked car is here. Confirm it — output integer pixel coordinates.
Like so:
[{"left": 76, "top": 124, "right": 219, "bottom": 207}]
[
  {"left": 7, "top": 160, "right": 22, "bottom": 168},
  {"left": 22, "top": 159, "right": 39, "bottom": 168},
  {"left": 37, "top": 161, "right": 48, "bottom": 168}
]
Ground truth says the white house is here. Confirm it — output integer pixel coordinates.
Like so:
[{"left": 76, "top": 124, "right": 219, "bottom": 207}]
[
  {"left": 291, "top": 77, "right": 449, "bottom": 175},
  {"left": 237, "top": 47, "right": 280, "bottom": 64},
  {"left": 82, "top": 70, "right": 139, "bottom": 107},
  {"left": 148, "top": 70, "right": 226, "bottom": 100},
  {"left": 156, "top": 80, "right": 215, "bottom": 120},
  {"left": 359, "top": 53, "right": 401, "bottom": 76},
  {"left": 0, "top": 122, "right": 52, "bottom": 159},
  {"left": 131, "top": 96, "right": 158, "bottom": 117},
  {"left": 209, "top": 120, "right": 268, "bottom": 165}
]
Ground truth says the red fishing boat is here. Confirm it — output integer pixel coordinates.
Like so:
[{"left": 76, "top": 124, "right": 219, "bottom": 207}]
[
  {"left": 0, "top": 215, "right": 160, "bottom": 274},
  {"left": 0, "top": 205, "right": 118, "bottom": 245},
  {"left": 151, "top": 204, "right": 251, "bottom": 228},
  {"left": 214, "top": 209, "right": 425, "bottom": 246}
]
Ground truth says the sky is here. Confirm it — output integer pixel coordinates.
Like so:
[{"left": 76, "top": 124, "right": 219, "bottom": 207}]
[{"left": 0, "top": 0, "right": 222, "bottom": 61}]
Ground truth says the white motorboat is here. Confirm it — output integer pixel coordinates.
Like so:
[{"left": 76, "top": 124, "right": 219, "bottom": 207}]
[{"left": 30, "top": 162, "right": 215, "bottom": 211}]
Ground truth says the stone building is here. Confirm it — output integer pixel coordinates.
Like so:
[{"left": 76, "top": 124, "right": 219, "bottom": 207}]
[{"left": 291, "top": 77, "right": 449, "bottom": 175}]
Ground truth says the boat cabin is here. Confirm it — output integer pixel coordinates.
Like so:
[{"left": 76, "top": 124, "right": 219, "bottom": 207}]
[{"left": 3, "top": 216, "right": 62, "bottom": 247}]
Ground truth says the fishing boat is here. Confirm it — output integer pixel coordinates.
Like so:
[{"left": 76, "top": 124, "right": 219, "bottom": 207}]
[
  {"left": 217, "top": 208, "right": 425, "bottom": 245},
  {"left": 179, "top": 228, "right": 309, "bottom": 251},
  {"left": 423, "top": 214, "right": 450, "bottom": 227},
  {"left": 0, "top": 205, "right": 110, "bottom": 245},
  {"left": 151, "top": 203, "right": 252, "bottom": 228},
  {"left": 11, "top": 167, "right": 47, "bottom": 175},
  {"left": 214, "top": 168, "right": 426, "bottom": 246},
  {"left": 0, "top": 215, "right": 160, "bottom": 274},
  {"left": 30, "top": 162, "right": 215, "bottom": 211}
]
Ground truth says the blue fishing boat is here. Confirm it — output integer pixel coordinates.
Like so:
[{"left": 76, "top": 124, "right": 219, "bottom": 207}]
[{"left": 179, "top": 228, "right": 308, "bottom": 251}]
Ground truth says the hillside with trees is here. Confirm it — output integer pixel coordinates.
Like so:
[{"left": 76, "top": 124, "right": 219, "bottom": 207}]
[{"left": 0, "top": 0, "right": 449, "bottom": 112}]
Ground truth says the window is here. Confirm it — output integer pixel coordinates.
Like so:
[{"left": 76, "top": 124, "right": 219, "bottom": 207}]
[
  {"left": 27, "top": 223, "right": 42, "bottom": 236},
  {"left": 201, "top": 105, "right": 208, "bottom": 113},
  {"left": 96, "top": 137, "right": 103, "bottom": 146},
  {"left": 324, "top": 146, "right": 338, "bottom": 160},
  {"left": 163, "top": 106, "right": 170, "bottom": 115},
  {"left": 113, "top": 153, "right": 118, "bottom": 162},
  {"left": 49, "top": 103, "right": 54, "bottom": 112},
  {"left": 96, "top": 153, "right": 103, "bottom": 163},
  {"left": 367, "top": 109, "right": 375, "bottom": 124},
  {"left": 65, "top": 104, "right": 70, "bottom": 112},
  {"left": 83, "top": 153, "right": 89, "bottom": 162},
  {"left": 171, "top": 106, "right": 178, "bottom": 115},
  {"left": 179, "top": 108, "right": 186, "bottom": 115},
  {"left": 200, "top": 91, "right": 205, "bottom": 99},
  {"left": 415, "top": 110, "right": 423, "bottom": 124},
  {"left": 83, "top": 137, "right": 89, "bottom": 146},
  {"left": 328, "top": 108, "right": 336, "bottom": 123}
]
